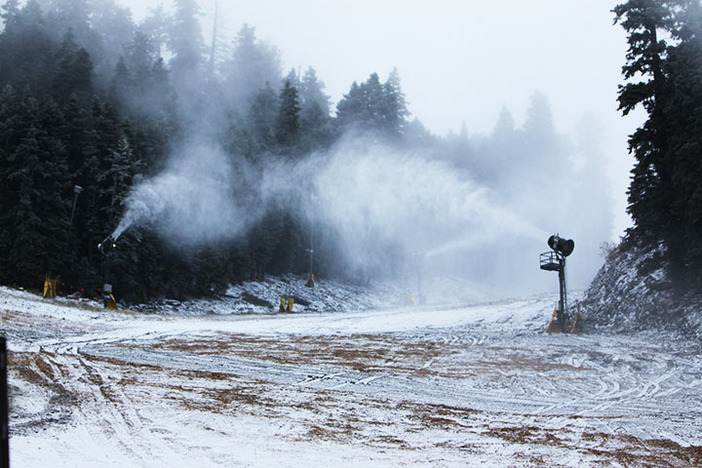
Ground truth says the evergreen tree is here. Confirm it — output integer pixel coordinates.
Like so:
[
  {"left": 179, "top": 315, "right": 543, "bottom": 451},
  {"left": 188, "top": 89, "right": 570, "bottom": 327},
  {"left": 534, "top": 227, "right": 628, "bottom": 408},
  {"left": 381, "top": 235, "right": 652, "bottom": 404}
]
[
  {"left": 167, "top": 0, "right": 204, "bottom": 93},
  {"left": 77, "top": 98, "right": 122, "bottom": 270},
  {"left": 662, "top": 0, "right": 702, "bottom": 288},
  {"left": 335, "top": 81, "right": 363, "bottom": 131},
  {"left": 169, "top": 0, "right": 203, "bottom": 61},
  {"left": 275, "top": 79, "right": 300, "bottom": 148},
  {"left": 125, "top": 30, "right": 156, "bottom": 86},
  {"left": 109, "top": 56, "right": 131, "bottom": 108},
  {"left": 335, "top": 71, "right": 408, "bottom": 139},
  {"left": 488, "top": 105, "right": 519, "bottom": 182},
  {"left": 0, "top": 0, "right": 54, "bottom": 95},
  {"left": 381, "top": 68, "right": 409, "bottom": 136},
  {"left": 299, "top": 67, "right": 330, "bottom": 114},
  {"left": 4, "top": 96, "right": 71, "bottom": 286},
  {"left": 0, "top": 0, "right": 20, "bottom": 26},
  {"left": 53, "top": 30, "right": 94, "bottom": 105},
  {"left": 88, "top": 0, "right": 134, "bottom": 72},
  {"left": 61, "top": 93, "right": 87, "bottom": 177},
  {"left": 225, "top": 24, "right": 283, "bottom": 112},
  {"left": 298, "top": 67, "right": 332, "bottom": 150},
  {"left": 42, "top": 0, "right": 92, "bottom": 43},
  {"left": 248, "top": 82, "right": 278, "bottom": 152},
  {"left": 0, "top": 84, "right": 22, "bottom": 283},
  {"left": 614, "top": 0, "right": 686, "bottom": 286},
  {"left": 42, "top": 0, "right": 105, "bottom": 77},
  {"left": 360, "top": 72, "right": 385, "bottom": 128}
]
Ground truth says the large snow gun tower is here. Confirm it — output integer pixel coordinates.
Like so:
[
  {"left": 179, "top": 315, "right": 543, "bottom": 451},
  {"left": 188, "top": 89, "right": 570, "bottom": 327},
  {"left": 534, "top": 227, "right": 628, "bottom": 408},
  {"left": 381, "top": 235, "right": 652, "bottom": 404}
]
[{"left": 540, "top": 234, "right": 574, "bottom": 333}]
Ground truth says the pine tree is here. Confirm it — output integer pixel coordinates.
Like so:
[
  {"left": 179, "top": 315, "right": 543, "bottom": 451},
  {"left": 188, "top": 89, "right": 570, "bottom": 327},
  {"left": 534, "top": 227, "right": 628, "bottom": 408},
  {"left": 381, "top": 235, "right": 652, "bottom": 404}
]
[
  {"left": 487, "top": 106, "right": 518, "bottom": 183},
  {"left": 140, "top": 5, "right": 169, "bottom": 58},
  {"left": 167, "top": 0, "right": 204, "bottom": 93},
  {"left": 0, "top": 0, "right": 54, "bottom": 95},
  {"left": 381, "top": 68, "right": 409, "bottom": 137},
  {"left": 77, "top": 98, "right": 121, "bottom": 270},
  {"left": 298, "top": 67, "right": 332, "bottom": 150},
  {"left": 662, "top": 0, "right": 702, "bottom": 288},
  {"left": 53, "top": 30, "right": 94, "bottom": 105},
  {"left": 0, "top": 84, "right": 22, "bottom": 283},
  {"left": 249, "top": 82, "right": 278, "bottom": 152},
  {"left": 4, "top": 96, "right": 71, "bottom": 286},
  {"left": 335, "top": 81, "right": 363, "bottom": 132},
  {"left": 614, "top": 0, "right": 686, "bottom": 286},
  {"left": 275, "top": 79, "right": 301, "bottom": 148},
  {"left": 225, "top": 24, "right": 283, "bottom": 112},
  {"left": 126, "top": 31, "right": 156, "bottom": 85},
  {"left": 335, "top": 71, "right": 409, "bottom": 139},
  {"left": 99, "top": 137, "right": 144, "bottom": 299},
  {"left": 109, "top": 56, "right": 131, "bottom": 109}
]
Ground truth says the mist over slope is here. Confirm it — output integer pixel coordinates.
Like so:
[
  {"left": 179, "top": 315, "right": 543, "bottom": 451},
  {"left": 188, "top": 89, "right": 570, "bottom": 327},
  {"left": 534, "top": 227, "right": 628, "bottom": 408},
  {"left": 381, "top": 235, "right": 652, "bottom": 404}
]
[{"left": 0, "top": 0, "right": 617, "bottom": 302}]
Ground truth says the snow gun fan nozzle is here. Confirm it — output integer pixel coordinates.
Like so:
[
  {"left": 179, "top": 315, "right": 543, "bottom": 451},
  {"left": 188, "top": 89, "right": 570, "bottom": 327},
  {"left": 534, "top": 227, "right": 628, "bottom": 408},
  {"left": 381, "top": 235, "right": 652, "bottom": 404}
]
[
  {"left": 98, "top": 236, "right": 116, "bottom": 256},
  {"left": 547, "top": 234, "right": 575, "bottom": 257}
]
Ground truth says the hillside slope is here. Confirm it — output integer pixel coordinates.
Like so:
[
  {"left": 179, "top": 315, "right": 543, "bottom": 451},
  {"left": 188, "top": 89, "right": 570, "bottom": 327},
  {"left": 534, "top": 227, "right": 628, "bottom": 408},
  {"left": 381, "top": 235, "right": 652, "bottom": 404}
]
[{"left": 580, "top": 243, "right": 702, "bottom": 338}]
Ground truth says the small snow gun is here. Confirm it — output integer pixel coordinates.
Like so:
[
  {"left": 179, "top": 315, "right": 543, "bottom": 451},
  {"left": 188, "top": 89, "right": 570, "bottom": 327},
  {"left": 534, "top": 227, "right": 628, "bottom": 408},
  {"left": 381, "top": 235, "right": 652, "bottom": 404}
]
[
  {"left": 97, "top": 235, "right": 118, "bottom": 309},
  {"left": 97, "top": 236, "right": 116, "bottom": 256}
]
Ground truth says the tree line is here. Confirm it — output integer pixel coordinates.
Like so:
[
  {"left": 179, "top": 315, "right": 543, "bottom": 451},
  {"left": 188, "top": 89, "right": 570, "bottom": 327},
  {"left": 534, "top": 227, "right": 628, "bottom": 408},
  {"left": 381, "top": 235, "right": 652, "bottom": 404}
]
[
  {"left": 0, "top": 0, "right": 615, "bottom": 302},
  {"left": 614, "top": 0, "right": 702, "bottom": 293},
  {"left": 0, "top": 0, "right": 420, "bottom": 302}
]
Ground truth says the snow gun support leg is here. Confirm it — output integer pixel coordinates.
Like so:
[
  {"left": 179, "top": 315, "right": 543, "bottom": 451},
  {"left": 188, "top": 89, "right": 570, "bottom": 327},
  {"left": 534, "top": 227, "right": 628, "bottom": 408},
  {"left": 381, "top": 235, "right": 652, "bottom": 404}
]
[
  {"left": 570, "top": 302, "right": 586, "bottom": 334},
  {"left": 545, "top": 301, "right": 567, "bottom": 333},
  {"left": 279, "top": 297, "right": 294, "bottom": 313},
  {"left": 279, "top": 280, "right": 294, "bottom": 312},
  {"left": 43, "top": 275, "right": 57, "bottom": 299}
]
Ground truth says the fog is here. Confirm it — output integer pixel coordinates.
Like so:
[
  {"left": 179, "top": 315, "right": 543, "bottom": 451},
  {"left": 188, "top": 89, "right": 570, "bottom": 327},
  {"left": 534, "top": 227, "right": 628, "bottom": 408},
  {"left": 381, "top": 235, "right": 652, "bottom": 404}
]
[
  {"left": 119, "top": 0, "right": 638, "bottom": 235},
  {"left": 68, "top": 0, "right": 631, "bottom": 294},
  {"left": 112, "top": 123, "right": 601, "bottom": 294}
]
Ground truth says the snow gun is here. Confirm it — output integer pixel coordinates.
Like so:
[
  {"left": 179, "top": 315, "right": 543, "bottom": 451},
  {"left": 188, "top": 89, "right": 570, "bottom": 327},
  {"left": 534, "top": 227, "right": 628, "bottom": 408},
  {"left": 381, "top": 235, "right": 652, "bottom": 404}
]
[
  {"left": 97, "top": 235, "right": 118, "bottom": 309},
  {"left": 97, "top": 236, "right": 117, "bottom": 256},
  {"left": 540, "top": 234, "right": 585, "bottom": 333}
]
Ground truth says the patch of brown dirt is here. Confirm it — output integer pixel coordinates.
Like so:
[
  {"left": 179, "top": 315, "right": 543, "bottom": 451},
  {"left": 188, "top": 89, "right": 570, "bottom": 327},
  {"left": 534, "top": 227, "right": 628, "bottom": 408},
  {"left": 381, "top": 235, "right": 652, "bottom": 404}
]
[{"left": 148, "top": 332, "right": 587, "bottom": 384}]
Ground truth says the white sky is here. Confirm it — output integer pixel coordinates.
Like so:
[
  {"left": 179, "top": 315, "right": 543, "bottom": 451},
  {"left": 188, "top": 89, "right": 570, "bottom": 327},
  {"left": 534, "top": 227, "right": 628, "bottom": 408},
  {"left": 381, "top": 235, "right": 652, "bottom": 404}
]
[{"left": 118, "top": 0, "right": 642, "bottom": 240}]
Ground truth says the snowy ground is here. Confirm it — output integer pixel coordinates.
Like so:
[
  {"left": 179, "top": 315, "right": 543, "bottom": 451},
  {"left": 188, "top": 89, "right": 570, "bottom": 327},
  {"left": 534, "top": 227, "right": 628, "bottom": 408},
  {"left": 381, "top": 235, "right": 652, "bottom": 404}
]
[{"left": 1, "top": 284, "right": 701, "bottom": 467}]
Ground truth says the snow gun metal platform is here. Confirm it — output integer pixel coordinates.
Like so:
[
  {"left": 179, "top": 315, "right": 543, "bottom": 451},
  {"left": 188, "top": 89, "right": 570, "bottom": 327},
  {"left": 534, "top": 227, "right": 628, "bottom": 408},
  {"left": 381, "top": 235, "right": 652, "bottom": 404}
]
[{"left": 540, "top": 234, "right": 584, "bottom": 333}]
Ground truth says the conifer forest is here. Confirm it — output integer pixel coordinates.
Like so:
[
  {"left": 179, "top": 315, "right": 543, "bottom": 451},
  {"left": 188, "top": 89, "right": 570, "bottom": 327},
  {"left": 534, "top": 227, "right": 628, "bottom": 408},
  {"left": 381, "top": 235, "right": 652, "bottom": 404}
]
[{"left": 1, "top": 0, "right": 701, "bottom": 305}]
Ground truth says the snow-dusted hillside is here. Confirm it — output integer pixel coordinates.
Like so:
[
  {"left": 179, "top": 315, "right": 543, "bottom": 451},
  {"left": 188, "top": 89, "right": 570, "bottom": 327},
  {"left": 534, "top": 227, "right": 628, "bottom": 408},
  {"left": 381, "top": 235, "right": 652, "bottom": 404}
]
[
  {"left": 128, "top": 274, "right": 491, "bottom": 316},
  {"left": 581, "top": 243, "right": 702, "bottom": 338},
  {"left": 2, "top": 284, "right": 701, "bottom": 467}
]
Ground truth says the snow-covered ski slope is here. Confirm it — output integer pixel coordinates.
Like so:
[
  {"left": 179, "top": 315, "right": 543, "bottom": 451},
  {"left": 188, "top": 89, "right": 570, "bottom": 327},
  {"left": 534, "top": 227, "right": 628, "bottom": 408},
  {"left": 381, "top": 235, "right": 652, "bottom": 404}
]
[{"left": 2, "top": 285, "right": 701, "bottom": 467}]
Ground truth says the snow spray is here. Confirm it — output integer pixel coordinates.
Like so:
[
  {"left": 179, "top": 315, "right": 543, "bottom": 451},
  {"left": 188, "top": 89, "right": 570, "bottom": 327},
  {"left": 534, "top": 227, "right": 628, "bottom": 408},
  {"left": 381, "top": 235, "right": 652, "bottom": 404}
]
[
  {"left": 110, "top": 135, "right": 550, "bottom": 291},
  {"left": 111, "top": 141, "right": 263, "bottom": 246},
  {"left": 304, "top": 139, "right": 549, "bottom": 271}
]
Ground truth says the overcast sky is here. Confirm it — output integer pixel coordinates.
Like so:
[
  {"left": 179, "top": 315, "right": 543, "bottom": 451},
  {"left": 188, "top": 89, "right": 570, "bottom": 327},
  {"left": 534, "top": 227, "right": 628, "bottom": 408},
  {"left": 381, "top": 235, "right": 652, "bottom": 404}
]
[{"left": 117, "top": 0, "right": 642, "bottom": 240}]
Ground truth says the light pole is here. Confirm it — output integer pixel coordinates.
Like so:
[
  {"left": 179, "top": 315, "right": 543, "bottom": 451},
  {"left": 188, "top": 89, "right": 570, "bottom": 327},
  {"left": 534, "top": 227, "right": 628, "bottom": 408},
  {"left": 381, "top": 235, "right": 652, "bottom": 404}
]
[
  {"left": 70, "top": 185, "right": 82, "bottom": 225},
  {"left": 305, "top": 216, "right": 315, "bottom": 288},
  {"left": 64, "top": 185, "right": 82, "bottom": 248},
  {"left": 47, "top": 185, "right": 83, "bottom": 299}
]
